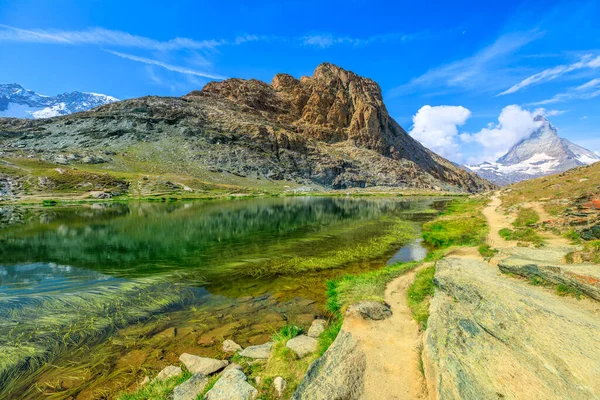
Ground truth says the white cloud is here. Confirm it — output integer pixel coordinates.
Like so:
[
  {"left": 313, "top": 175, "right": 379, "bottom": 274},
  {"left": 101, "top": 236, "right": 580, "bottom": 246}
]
[
  {"left": 0, "top": 24, "right": 260, "bottom": 51},
  {"left": 462, "top": 105, "right": 543, "bottom": 163},
  {"left": 300, "top": 32, "right": 415, "bottom": 48},
  {"left": 498, "top": 54, "right": 600, "bottom": 96},
  {"left": 390, "top": 31, "right": 543, "bottom": 96},
  {"left": 409, "top": 105, "right": 471, "bottom": 159},
  {"left": 108, "top": 51, "right": 227, "bottom": 79},
  {"left": 529, "top": 78, "right": 600, "bottom": 105}
]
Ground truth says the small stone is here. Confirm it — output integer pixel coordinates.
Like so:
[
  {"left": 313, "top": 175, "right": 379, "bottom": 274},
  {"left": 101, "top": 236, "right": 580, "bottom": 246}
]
[
  {"left": 179, "top": 353, "right": 228, "bottom": 375},
  {"left": 254, "top": 376, "right": 262, "bottom": 386},
  {"left": 273, "top": 376, "right": 287, "bottom": 397},
  {"left": 204, "top": 369, "right": 258, "bottom": 400},
  {"left": 307, "top": 319, "right": 327, "bottom": 338},
  {"left": 173, "top": 373, "right": 209, "bottom": 400},
  {"left": 239, "top": 342, "right": 273, "bottom": 359},
  {"left": 139, "top": 376, "right": 150, "bottom": 386},
  {"left": 346, "top": 301, "right": 392, "bottom": 320},
  {"left": 286, "top": 335, "right": 318, "bottom": 358},
  {"left": 224, "top": 363, "right": 244, "bottom": 372},
  {"left": 223, "top": 339, "right": 243, "bottom": 353},
  {"left": 154, "top": 365, "right": 182, "bottom": 381}
]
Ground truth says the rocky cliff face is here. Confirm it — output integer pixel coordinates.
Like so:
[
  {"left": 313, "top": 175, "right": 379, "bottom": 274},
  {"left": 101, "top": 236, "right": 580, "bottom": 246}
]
[{"left": 0, "top": 64, "right": 492, "bottom": 194}]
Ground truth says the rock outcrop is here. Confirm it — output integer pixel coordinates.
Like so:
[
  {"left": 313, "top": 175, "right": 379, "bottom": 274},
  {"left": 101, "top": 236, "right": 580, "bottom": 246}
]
[
  {"left": 424, "top": 257, "right": 600, "bottom": 400},
  {"left": 204, "top": 369, "right": 258, "bottom": 400},
  {"left": 0, "top": 63, "right": 493, "bottom": 193},
  {"left": 292, "top": 330, "right": 366, "bottom": 399}
]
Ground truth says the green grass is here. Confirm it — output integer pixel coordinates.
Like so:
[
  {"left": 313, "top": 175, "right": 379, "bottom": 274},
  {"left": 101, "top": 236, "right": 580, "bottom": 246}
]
[
  {"left": 406, "top": 265, "right": 436, "bottom": 330},
  {"left": 118, "top": 370, "right": 191, "bottom": 400},
  {"left": 499, "top": 227, "right": 545, "bottom": 247},
  {"left": 421, "top": 198, "right": 488, "bottom": 248},
  {"left": 555, "top": 283, "right": 583, "bottom": 299},
  {"left": 512, "top": 208, "right": 540, "bottom": 227},
  {"left": 478, "top": 244, "right": 497, "bottom": 259}
]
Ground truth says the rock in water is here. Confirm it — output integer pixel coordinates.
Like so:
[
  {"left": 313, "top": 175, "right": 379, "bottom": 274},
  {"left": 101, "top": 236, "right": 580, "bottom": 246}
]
[
  {"left": 173, "top": 373, "right": 209, "bottom": 400},
  {"left": 346, "top": 301, "right": 392, "bottom": 320},
  {"left": 273, "top": 376, "right": 287, "bottom": 397},
  {"left": 154, "top": 365, "right": 182, "bottom": 381},
  {"left": 292, "top": 330, "right": 366, "bottom": 399},
  {"left": 179, "top": 353, "right": 228, "bottom": 375},
  {"left": 222, "top": 339, "right": 243, "bottom": 353},
  {"left": 239, "top": 342, "right": 273, "bottom": 359},
  {"left": 424, "top": 257, "right": 600, "bottom": 399},
  {"left": 286, "top": 335, "right": 318, "bottom": 358},
  {"left": 204, "top": 369, "right": 258, "bottom": 400},
  {"left": 307, "top": 319, "right": 327, "bottom": 338}
]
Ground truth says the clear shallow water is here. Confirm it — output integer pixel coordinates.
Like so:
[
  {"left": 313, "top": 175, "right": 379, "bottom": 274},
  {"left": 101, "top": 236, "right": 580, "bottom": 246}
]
[{"left": 0, "top": 196, "right": 446, "bottom": 398}]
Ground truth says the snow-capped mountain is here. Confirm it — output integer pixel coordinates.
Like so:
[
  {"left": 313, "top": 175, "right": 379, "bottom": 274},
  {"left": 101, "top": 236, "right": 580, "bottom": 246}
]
[
  {"left": 466, "top": 116, "right": 600, "bottom": 185},
  {"left": 0, "top": 83, "right": 118, "bottom": 119}
]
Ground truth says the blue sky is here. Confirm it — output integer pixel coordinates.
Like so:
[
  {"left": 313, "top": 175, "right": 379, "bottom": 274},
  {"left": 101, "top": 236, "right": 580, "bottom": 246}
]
[{"left": 1, "top": 0, "right": 599, "bottom": 164}]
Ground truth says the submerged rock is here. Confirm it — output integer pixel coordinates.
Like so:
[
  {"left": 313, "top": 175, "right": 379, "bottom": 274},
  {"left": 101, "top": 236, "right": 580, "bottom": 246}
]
[
  {"left": 292, "top": 330, "right": 366, "bottom": 399},
  {"left": 179, "top": 353, "right": 228, "bottom": 375},
  {"left": 286, "top": 335, "right": 318, "bottom": 358},
  {"left": 223, "top": 339, "right": 243, "bottom": 353},
  {"left": 307, "top": 319, "right": 327, "bottom": 338},
  {"left": 346, "top": 301, "right": 392, "bottom": 320},
  {"left": 154, "top": 365, "right": 182, "bottom": 381},
  {"left": 204, "top": 369, "right": 258, "bottom": 400},
  {"left": 173, "top": 373, "right": 208, "bottom": 400},
  {"left": 424, "top": 257, "right": 600, "bottom": 399},
  {"left": 239, "top": 342, "right": 273, "bottom": 359}
]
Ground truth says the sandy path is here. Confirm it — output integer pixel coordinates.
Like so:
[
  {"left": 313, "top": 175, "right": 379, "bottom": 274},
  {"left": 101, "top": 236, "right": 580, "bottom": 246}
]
[
  {"left": 345, "top": 266, "right": 428, "bottom": 400},
  {"left": 482, "top": 195, "right": 517, "bottom": 248}
]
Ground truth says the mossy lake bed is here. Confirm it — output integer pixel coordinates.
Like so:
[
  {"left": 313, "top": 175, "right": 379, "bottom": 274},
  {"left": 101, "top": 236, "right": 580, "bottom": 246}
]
[{"left": 0, "top": 196, "right": 449, "bottom": 399}]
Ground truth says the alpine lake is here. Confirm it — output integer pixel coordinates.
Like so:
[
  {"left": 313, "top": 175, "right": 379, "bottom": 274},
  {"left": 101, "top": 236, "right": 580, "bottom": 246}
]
[{"left": 0, "top": 195, "right": 449, "bottom": 399}]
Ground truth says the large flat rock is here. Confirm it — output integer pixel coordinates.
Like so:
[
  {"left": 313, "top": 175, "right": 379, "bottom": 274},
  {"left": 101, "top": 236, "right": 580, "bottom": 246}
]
[
  {"left": 499, "top": 255, "right": 600, "bottom": 301},
  {"left": 292, "top": 330, "right": 365, "bottom": 400},
  {"left": 424, "top": 257, "right": 600, "bottom": 400}
]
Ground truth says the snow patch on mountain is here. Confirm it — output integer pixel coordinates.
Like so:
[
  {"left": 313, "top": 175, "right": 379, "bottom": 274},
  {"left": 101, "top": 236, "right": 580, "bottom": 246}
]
[
  {"left": 0, "top": 83, "right": 118, "bottom": 119},
  {"left": 466, "top": 116, "right": 599, "bottom": 185}
]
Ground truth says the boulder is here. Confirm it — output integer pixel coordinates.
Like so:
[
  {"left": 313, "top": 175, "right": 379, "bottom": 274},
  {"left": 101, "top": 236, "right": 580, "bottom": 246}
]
[
  {"left": 224, "top": 363, "right": 244, "bottom": 372},
  {"left": 307, "top": 319, "right": 327, "bottom": 338},
  {"left": 346, "top": 301, "right": 392, "bottom": 320},
  {"left": 424, "top": 257, "right": 600, "bottom": 399},
  {"left": 154, "top": 365, "right": 182, "bottom": 382},
  {"left": 286, "top": 335, "right": 318, "bottom": 358},
  {"left": 179, "top": 353, "right": 228, "bottom": 375},
  {"left": 223, "top": 339, "right": 243, "bottom": 353},
  {"left": 273, "top": 376, "right": 287, "bottom": 397},
  {"left": 173, "top": 373, "right": 209, "bottom": 400},
  {"left": 292, "top": 330, "right": 365, "bottom": 399},
  {"left": 238, "top": 342, "right": 273, "bottom": 359},
  {"left": 204, "top": 369, "right": 258, "bottom": 400}
]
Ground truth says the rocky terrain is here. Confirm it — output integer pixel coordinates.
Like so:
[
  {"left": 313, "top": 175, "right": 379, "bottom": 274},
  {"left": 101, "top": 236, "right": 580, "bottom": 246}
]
[
  {"left": 466, "top": 116, "right": 599, "bottom": 185},
  {"left": 0, "top": 64, "right": 492, "bottom": 200}
]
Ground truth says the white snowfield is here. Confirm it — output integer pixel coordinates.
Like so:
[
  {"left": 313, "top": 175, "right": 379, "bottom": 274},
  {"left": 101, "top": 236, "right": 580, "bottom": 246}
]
[{"left": 0, "top": 84, "right": 118, "bottom": 119}]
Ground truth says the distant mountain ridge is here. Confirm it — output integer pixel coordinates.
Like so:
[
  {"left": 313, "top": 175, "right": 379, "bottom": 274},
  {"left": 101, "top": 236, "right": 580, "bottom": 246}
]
[
  {"left": 466, "top": 116, "right": 599, "bottom": 185},
  {"left": 0, "top": 83, "right": 118, "bottom": 119}
]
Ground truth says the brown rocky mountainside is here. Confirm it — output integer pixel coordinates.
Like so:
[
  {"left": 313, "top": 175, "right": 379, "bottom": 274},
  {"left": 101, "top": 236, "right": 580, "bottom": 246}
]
[{"left": 0, "top": 63, "right": 493, "bottom": 195}]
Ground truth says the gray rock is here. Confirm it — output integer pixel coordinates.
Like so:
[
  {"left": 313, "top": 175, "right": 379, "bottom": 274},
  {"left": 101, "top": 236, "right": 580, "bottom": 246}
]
[
  {"left": 179, "top": 353, "right": 228, "bottom": 375},
  {"left": 154, "top": 365, "right": 182, "bottom": 382},
  {"left": 286, "top": 335, "right": 318, "bottom": 358},
  {"left": 239, "top": 342, "right": 273, "bottom": 359},
  {"left": 292, "top": 330, "right": 365, "bottom": 400},
  {"left": 307, "top": 319, "right": 327, "bottom": 338},
  {"left": 498, "top": 255, "right": 600, "bottom": 301},
  {"left": 346, "top": 301, "right": 392, "bottom": 320},
  {"left": 173, "top": 373, "right": 208, "bottom": 400},
  {"left": 273, "top": 376, "right": 287, "bottom": 397},
  {"left": 424, "top": 257, "right": 600, "bottom": 400},
  {"left": 204, "top": 369, "right": 258, "bottom": 400},
  {"left": 223, "top": 339, "right": 243, "bottom": 353},
  {"left": 224, "top": 363, "right": 244, "bottom": 372}
]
